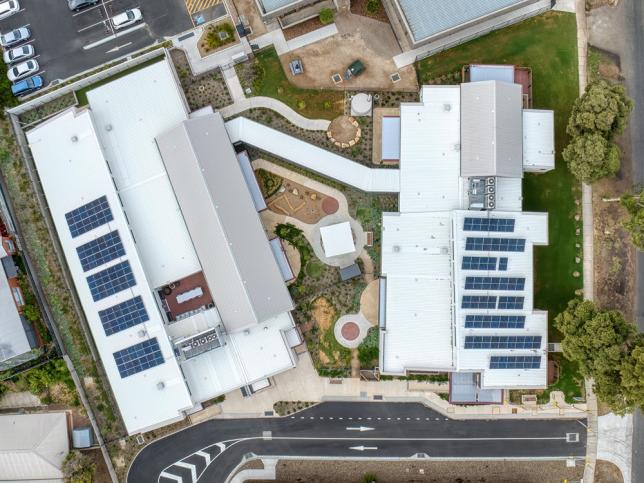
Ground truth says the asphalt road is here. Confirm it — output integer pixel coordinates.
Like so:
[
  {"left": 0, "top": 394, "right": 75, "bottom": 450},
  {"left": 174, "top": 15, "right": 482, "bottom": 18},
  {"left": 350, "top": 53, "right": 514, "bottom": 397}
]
[
  {"left": 621, "top": 1, "right": 644, "bottom": 482},
  {"left": 0, "top": 0, "right": 193, "bottom": 83},
  {"left": 127, "top": 402, "right": 587, "bottom": 483}
]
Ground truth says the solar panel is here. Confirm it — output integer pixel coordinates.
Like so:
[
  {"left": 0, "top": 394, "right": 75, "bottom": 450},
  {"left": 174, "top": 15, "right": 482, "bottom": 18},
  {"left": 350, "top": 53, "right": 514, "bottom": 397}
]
[
  {"left": 99, "top": 296, "right": 149, "bottom": 336},
  {"left": 462, "top": 295, "right": 496, "bottom": 309},
  {"left": 113, "top": 338, "right": 164, "bottom": 378},
  {"left": 497, "top": 296, "right": 524, "bottom": 309},
  {"left": 464, "top": 277, "right": 525, "bottom": 291},
  {"left": 498, "top": 257, "right": 508, "bottom": 271},
  {"left": 490, "top": 356, "right": 541, "bottom": 369},
  {"left": 65, "top": 196, "right": 113, "bottom": 238},
  {"left": 86, "top": 261, "right": 136, "bottom": 302},
  {"left": 462, "top": 256, "right": 497, "bottom": 270},
  {"left": 464, "top": 315, "right": 526, "bottom": 328},
  {"left": 76, "top": 230, "right": 125, "bottom": 272},
  {"left": 465, "top": 237, "right": 526, "bottom": 252},
  {"left": 464, "top": 335, "right": 541, "bottom": 349},
  {"left": 463, "top": 217, "right": 515, "bottom": 232}
]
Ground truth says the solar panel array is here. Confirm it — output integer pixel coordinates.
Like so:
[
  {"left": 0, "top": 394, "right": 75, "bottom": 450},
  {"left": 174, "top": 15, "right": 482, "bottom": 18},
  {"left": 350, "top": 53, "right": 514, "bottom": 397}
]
[
  {"left": 462, "top": 256, "right": 497, "bottom": 270},
  {"left": 463, "top": 217, "right": 515, "bottom": 232},
  {"left": 99, "top": 296, "right": 149, "bottom": 336},
  {"left": 462, "top": 295, "right": 496, "bottom": 309},
  {"left": 464, "top": 335, "right": 541, "bottom": 349},
  {"left": 76, "top": 230, "right": 125, "bottom": 272},
  {"left": 464, "top": 277, "right": 525, "bottom": 291},
  {"left": 498, "top": 257, "right": 508, "bottom": 271},
  {"left": 489, "top": 356, "right": 541, "bottom": 369},
  {"left": 465, "top": 237, "right": 526, "bottom": 252},
  {"left": 87, "top": 261, "right": 136, "bottom": 302},
  {"left": 113, "top": 338, "right": 164, "bottom": 378},
  {"left": 498, "top": 296, "right": 524, "bottom": 310},
  {"left": 65, "top": 195, "right": 113, "bottom": 238},
  {"left": 464, "top": 315, "right": 526, "bottom": 329}
]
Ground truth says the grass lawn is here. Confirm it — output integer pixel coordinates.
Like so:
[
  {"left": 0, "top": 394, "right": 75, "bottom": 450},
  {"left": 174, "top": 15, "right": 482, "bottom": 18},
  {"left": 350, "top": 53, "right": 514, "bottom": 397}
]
[
  {"left": 239, "top": 47, "right": 344, "bottom": 120},
  {"left": 538, "top": 356, "right": 584, "bottom": 404},
  {"left": 416, "top": 11, "right": 583, "bottom": 392}
]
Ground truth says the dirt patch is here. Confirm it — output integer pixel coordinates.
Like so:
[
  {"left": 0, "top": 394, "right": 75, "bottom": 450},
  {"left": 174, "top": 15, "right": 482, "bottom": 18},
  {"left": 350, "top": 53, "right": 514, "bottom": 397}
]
[
  {"left": 312, "top": 297, "right": 336, "bottom": 331},
  {"left": 268, "top": 458, "right": 584, "bottom": 482},
  {"left": 595, "top": 459, "right": 624, "bottom": 482},
  {"left": 283, "top": 16, "right": 325, "bottom": 41},
  {"left": 359, "top": 278, "right": 379, "bottom": 324},
  {"left": 266, "top": 176, "right": 337, "bottom": 224},
  {"left": 327, "top": 115, "right": 361, "bottom": 145},
  {"left": 351, "top": 0, "right": 390, "bottom": 24},
  {"left": 280, "top": 12, "right": 417, "bottom": 91},
  {"left": 231, "top": 0, "right": 267, "bottom": 38}
]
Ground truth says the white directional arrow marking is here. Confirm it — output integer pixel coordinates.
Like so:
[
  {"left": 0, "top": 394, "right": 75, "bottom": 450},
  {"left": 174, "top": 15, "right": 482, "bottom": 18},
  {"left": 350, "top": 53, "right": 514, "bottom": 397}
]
[
  {"left": 195, "top": 450, "right": 211, "bottom": 465},
  {"left": 159, "top": 471, "right": 182, "bottom": 482},
  {"left": 174, "top": 462, "right": 196, "bottom": 483},
  {"left": 349, "top": 445, "right": 378, "bottom": 451},
  {"left": 346, "top": 426, "right": 374, "bottom": 432}
]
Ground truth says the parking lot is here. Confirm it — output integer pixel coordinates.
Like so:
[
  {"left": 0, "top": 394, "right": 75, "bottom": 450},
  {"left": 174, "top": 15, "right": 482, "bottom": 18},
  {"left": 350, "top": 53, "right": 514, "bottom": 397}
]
[{"left": 0, "top": 0, "right": 195, "bottom": 83}]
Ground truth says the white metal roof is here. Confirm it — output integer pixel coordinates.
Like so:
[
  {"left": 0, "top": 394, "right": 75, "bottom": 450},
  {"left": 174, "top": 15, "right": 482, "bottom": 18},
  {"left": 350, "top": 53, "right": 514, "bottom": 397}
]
[
  {"left": 399, "top": 86, "right": 462, "bottom": 213},
  {"left": 523, "top": 109, "right": 555, "bottom": 170},
  {"left": 225, "top": 117, "right": 400, "bottom": 193},
  {"left": 469, "top": 64, "right": 515, "bottom": 83},
  {"left": 86, "top": 59, "right": 201, "bottom": 289},
  {"left": 0, "top": 412, "right": 69, "bottom": 482},
  {"left": 320, "top": 222, "right": 356, "bottom": 258},
  {"left": 0, "top": 267, "right": 30, "bottom": 364},
  {"left": 380, "top": 212, "right": 455, "bottom": 374},
  {"left": 27, "top": 108, "right": 193, "bottom": 434}
]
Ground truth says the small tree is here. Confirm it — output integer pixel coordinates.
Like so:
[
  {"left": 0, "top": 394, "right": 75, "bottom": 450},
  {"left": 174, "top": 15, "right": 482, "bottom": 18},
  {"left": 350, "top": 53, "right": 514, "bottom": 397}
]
[
  {"left": 319, "top": 8, "right": 335, "bottom": 25},
  {"left": 620, "top": 189, "right": 643, "bottom": 250},
  {"left": 366, "top": 0, "right": 380, "bottom": 15},
  {"left": 567, "top": 80, "right": 633, "bottom": 139},
  {"left": 62, "top": 450, "right": 96, "bottom": 483},
  {"left": 620, "top": 338, "right": 644, "bottom": 410},
  {"left": 562, "top": 132, "right": 620, "bottom": 183}
]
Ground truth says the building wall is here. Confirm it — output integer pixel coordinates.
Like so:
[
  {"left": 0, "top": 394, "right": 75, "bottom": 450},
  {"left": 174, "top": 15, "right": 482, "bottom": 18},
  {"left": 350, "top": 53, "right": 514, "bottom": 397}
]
[
  {"left": 254, "top": 0, "right": 334, "bottom": 19},
  {"left": 386, "top": 0, "right": 552, "bottom": 51}
]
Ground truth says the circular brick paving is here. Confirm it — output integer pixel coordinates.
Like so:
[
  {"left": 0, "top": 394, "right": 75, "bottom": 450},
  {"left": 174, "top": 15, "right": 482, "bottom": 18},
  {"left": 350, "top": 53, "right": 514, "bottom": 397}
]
[
  {"left": 322, "top": 196, "right": 339, "bottom": 215},
  {"left": 341, "top": 321, "right": 360, "bottom": 341}
]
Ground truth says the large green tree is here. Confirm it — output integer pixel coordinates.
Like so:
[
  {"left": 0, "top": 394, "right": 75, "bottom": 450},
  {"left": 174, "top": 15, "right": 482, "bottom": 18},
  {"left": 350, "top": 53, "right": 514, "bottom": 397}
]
[
  {"left": 567, "top": 80, "right": 633, "bottom": 139},
  {"left": 620, "top": 189, "right": 644, "bottom": 250},
  {"left": 562, "top": 132, "right": 621, "bottom": 183},
  {"left": 555, "top": 299, "right": 642, "bottom": 413},
  {"left": 621, "top": 338, "right": 644, "bottom": 409}
]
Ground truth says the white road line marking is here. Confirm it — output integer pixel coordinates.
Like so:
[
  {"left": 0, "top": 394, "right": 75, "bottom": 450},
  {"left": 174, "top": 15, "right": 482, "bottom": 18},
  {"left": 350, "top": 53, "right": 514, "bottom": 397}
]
[
  {"left": 348, "top": 417, "right": 353, "bottom": 420},
  {"left": 377, "top": 417, "right": 381, "bottom": 420},
  {"left": 194, "top": 451, "right": 210, "bottom": 465},
  {"left": 159, "top": 471, "right": 182, "bottom": 482},
  {"left": 350, "top": 445, "right": 378, "bottom": 451},
  {"left": 435, "top": 418, "right": 440, "bottom": 420},
  {"left": 416, "top": 417, "right": 420, "bottom": 420},
  {"left": 425, "top": 418, "right": 430, "bottom": 420},
  {"left": 310, "top": 417, "right": 314, "bottom": 419},
  {"left": 444, "top": 418, "right": 449, "bottom": 421},
  {"left": 329, "top": 417, "right": 333, "bottom": 420},
  {"left": 346, "top": 426, "right": 375, "bottom": 432},
  {"left": 358, "top": 417, "right": 362, "bottom": 420},
  {"left": 214, "top": 442, "right": 226, "bottom": 452},
  {"left": 290, "top": 416, "right": 294, "bottom": 419},
  {"left": 387, "top": 417, "right": 391, "bottom": 420},
  {"left": 174, "top": 462, "right": 196, "bottom": 483},
  {"left": 339, "top": 417, "right": 343, "bottom": 420},
  {"left": 367, "top": 417, "right": 372, "bottom": 420},
  {"left": 300, "top": 416, "right": 304, "bottom": 419},
  {"left": 577, "top": 420, "right": 588, "bottom": 429},
  {"left": 406, "top": 417, "right": 410, "bottom": 420},
  {"left": 77, "top": 20, "right": 108, "bottom": 33},
  {"left": 397, "top": 417, "right": 401, "bottom": 420}
]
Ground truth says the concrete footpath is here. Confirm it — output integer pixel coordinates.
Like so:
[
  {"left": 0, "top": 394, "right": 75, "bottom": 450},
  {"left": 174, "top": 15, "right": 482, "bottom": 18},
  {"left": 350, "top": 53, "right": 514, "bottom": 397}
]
[{"left": 190, "top": 352, "right": 587, "bottom": 425}]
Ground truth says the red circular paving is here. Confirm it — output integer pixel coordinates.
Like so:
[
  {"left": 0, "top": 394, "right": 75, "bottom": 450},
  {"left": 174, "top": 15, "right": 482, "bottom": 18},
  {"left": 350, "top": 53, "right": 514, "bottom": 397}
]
[
  {"left": 322, "top": 196, "right": 339, "bottom": 215},
  {"left": 341, "top": 321, "right": 360, "bottom": 341}
]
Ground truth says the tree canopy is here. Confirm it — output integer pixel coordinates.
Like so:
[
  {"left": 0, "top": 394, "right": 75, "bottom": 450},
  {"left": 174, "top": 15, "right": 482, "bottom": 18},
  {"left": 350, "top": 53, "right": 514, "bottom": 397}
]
[
  {"left": 620, "top": 189, "right": 644, "bottom": 250},
  {"left": 555, "top": 299, "right": 642, "bottom": 413},
  {"left": 567, "top": 80, "right": 633, "bottom": 139},
  {"left": 562, "top": 132, "right": 620, "bottom": 184}
]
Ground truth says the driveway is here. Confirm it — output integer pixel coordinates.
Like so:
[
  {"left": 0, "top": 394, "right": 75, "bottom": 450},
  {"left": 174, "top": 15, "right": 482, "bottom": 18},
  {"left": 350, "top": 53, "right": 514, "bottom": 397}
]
[
  {"left": 0, "top": 0, "right": 193, "bottom": 83},
  {"left": 127, "top": 402, "right": 588, "bottom": 483}
]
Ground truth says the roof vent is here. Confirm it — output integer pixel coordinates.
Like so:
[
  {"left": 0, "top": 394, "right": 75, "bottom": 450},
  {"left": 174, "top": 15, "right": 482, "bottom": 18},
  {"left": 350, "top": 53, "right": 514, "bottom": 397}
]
[
  {"left": 453, "top": 143, "right": 461, "bottom": 151},
  {"left": 70, "top": 135, "right": 78, "bottom": 143},
  {"left": 156, "top": 382, "right": 166, "bottom": 390},
  {"left": 443, "top": 103, "right": 451, "bottom": 111},
  {"left": 137, "top": 329, "right": 147, "bottom": 338},
  {"left": 105, "top": 124, "right": 113, "bottom": 132},
  {"left": 393, "top": 245, "right": 400, "bottom": 252}
]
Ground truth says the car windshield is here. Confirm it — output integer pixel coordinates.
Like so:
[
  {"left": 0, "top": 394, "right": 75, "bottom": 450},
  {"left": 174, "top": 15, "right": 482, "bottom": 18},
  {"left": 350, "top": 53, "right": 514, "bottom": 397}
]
[{"left": 127, "top": 11, "right": 134, "bottom": 20}]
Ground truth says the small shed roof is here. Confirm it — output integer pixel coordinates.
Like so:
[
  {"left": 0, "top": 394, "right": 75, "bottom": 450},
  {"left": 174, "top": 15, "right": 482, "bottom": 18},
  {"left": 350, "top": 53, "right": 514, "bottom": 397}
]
[
  {"left": 340, "top": 263, "right": 361, "bottom": 281},
  {"left": 320, "top": 222, "right": 355, "bottom": 258},
  {"left": 469, "top": 64, "right": 515, "bottom": 83}
]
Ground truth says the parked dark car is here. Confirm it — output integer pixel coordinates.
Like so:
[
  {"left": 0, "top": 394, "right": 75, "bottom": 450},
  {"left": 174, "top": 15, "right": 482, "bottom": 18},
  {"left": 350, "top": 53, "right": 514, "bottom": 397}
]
[
  {"left": 345, "top": 60, "right": 365, "bottom": 80},
  {"left": 67, "top": 0, "right": 99, "bottom": 11}
]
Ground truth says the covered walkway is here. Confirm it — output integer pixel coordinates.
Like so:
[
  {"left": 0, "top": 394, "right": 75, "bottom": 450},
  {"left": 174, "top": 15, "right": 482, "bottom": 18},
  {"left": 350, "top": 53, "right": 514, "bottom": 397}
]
[{"left": 225, "top": 117, "right": 400, "bottom": 193}]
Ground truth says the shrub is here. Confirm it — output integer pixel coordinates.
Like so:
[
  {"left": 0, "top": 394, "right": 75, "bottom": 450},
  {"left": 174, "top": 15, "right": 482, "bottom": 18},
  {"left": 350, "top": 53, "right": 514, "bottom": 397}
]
[
  {"left": 63, "top": 451, "right": 96, "bottom": 483},
  {"left": 297, "top": 100, "right": 307, "bottom": 110},
  {"left": 366, "top": 0, "right": 380, "bottom": 15},
  {"left": 319, "top": 8, "right": 335, "bottom": 25},
  {"left": 358, "top": 327, "right": 379, "bottom": 366}
]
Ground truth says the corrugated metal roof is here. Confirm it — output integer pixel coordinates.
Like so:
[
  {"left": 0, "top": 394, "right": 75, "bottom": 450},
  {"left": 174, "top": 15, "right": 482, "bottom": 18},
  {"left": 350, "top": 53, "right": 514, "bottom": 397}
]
[
  {"left": 156, "top": 113, "right": 294, "bottom": 332},
  {"left": 461, "top": 81, "right": 523, "bottom": 178},
  {"left": 396, "top": 0, "right": 531, "bottom": 42},
  {"left": 260, "top": 0, "right": 301, "bottom": 14},
  {"left": 522, "top": 109, "right": 555, "bottom": 170},
  {"left": 0, "top": 263, "right": 30, "bottom": 364}
]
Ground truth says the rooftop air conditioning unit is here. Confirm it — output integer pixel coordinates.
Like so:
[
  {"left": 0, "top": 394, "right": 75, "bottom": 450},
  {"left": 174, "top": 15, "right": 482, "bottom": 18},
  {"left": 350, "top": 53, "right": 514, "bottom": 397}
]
[
  {"left": 486, "top": 177, "right": 496, "bottom": 187},
  {"left": 485, "top": 194, "right": 496, "bottom": 210},
  {"left": 156, "top": 382, "right": 166, "bottom": 391},
  {"left": 486, "top": 185, "right": 495, "bottom": 194},
  {"left": 137, "top": 329, "right": 147, "bottom": 338},
  {"left": 454, "top": 143, "right": 461, "bottom": 151},
  {"left": 70, "top": 135, "right": 78, "bottom": 143},
  {"left": 443, "top": 103, "right": 451, "bottom": 111},
  {"left": 393, "top": 245, "right": 401, "bottom": 252}
]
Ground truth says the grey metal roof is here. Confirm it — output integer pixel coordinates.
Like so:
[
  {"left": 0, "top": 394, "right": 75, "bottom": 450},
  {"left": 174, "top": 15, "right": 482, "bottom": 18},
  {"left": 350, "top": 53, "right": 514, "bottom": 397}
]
[
  {"left": 396, "top": 0, "right": 532, "bottom": 42},
  {"left": 259, "top": 0, "right": 301, "bottom": 14},
  {"left": 340, "top": 263, "right": 361, "bottom": 281},
  {"left": 469, "top": 65, "right": 515, "bottom": 83},
  {"left": 156, "top": 113, "right": 293, "bottom": 333},
  {"left": 460, "top": 81, "right": 523, "bottom": 178},
  {"left": 1, "top": 256, "right": 17, "bottom": 279}
]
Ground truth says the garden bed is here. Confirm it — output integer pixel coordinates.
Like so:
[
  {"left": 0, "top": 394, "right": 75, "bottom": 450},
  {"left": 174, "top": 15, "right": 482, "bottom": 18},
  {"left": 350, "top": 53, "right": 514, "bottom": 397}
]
[{"left": 197, "top": 20, "right": 238, "bottom": 57}]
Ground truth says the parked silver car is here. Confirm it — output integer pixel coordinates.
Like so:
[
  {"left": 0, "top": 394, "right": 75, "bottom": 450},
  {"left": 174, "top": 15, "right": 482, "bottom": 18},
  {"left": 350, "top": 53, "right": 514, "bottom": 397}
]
[
  {"left": 7, "top": 58, "right": 38, "bottom": 82},
  {"left": 0, "top": 0, "right": 19, "bottom": 21},
  {"left": 3, "top": 44, "right": 34, "bottom": 65},
  {"left": 0, "top": 26, "right": 30, "bottom": 48}
]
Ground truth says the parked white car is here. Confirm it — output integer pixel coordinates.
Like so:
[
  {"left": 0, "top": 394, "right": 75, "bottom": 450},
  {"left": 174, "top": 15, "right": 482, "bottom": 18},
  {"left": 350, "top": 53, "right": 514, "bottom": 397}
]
[
  {"left": 3, "top": 44, "right": 33, "bottom": 64},
  {"left": 111, "top": 8, "right": 142, "bottom": 29},
  {"left": 0, "top": 0, "right": 19, "bottom": 21},
  {"left": 7, "top": 58, "right": 38, "bottom": 82},
  {"left": 0, "top": 26, "right": 30, "bottom": 48}
]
